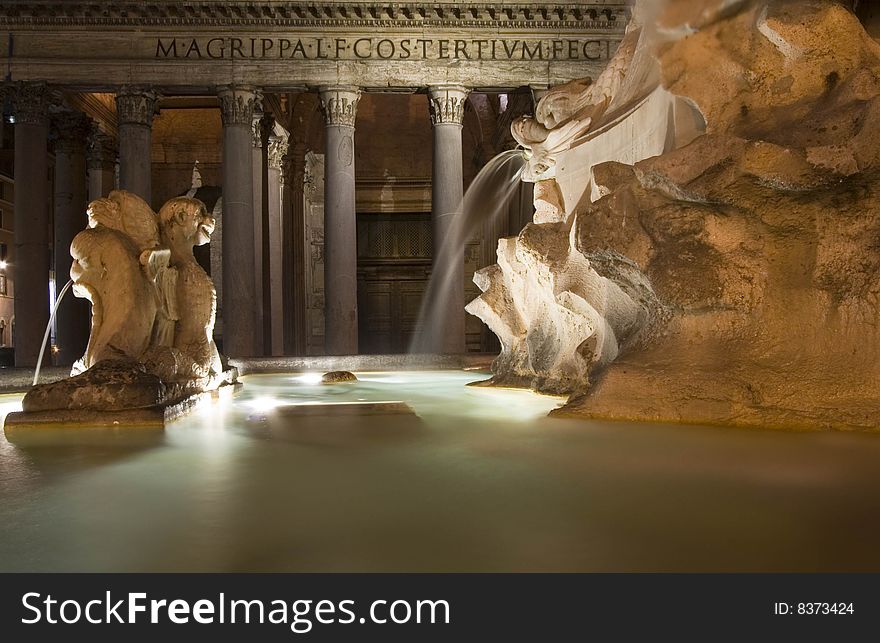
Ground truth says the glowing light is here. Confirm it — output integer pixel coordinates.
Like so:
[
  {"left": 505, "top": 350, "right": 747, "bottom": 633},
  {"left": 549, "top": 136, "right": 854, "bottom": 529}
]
[
  {"left": 245, "top": 397, "right": 282, "bottom": 413},
  {"left": 295, "top": 372, "right": 323, "bottom": 385},
  {"left": 0, "top": 398, "right": 23, "bottom": 417},
  {"left": 0, "top": 260, "right": 7, "bottom": 270}
]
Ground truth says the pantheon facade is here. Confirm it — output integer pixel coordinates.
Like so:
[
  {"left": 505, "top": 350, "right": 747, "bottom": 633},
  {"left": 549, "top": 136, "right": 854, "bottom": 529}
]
[{"left": 0, "top": 1, "right": 630, "bottom": 366}]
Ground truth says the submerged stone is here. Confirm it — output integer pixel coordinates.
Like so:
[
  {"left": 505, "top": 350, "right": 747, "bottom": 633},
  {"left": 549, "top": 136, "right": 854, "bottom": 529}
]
[{"left": 321, "top": 370, "right": 358, "bottom": 384}]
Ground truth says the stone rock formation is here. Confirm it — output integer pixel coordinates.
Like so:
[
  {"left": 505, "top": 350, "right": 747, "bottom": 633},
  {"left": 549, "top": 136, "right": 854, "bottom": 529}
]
[
  {"left": 20, "top": 190, "right": 233, "bottom": 418},
  {"left": 469, "top": 0, "right": 880, "bottom": 430},
  {"left": 321, "top": 370, "right": 358, "bottom": 384}
]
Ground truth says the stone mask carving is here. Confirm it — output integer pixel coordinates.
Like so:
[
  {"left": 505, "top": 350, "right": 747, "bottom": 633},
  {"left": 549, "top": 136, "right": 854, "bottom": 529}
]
[{"left": 512, "top": 24, "right": 640, "bottom": 182}]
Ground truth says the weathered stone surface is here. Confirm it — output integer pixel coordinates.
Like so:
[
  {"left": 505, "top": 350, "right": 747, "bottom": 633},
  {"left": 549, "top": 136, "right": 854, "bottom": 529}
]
[
  {"left": 471, "top": 0, "right": 880, "bottom": 430},
  {"left": 21, "top": 360, "right": 167, "bottom": 412},
  {"left": 468, "top": 224, "right": 665, "bottom": 394},
  {"left": 0, "top": 3, "right": 628, "bottom": 91},
  {"left": 6, "top": 380, "right": 238, "bottom": 431},
  {"left": 321, "top": 370, "right": 358, "bottom": 384},
  {"left": 70, "top": 225, "right": 158, "bottom": 370}
]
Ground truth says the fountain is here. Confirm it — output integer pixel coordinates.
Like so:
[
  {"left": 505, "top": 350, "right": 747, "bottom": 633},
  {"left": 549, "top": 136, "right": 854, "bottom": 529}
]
[
  {"left": 1, "top": 0, "right": 880, "bottom": 575},
  {"left": 467, "top": 0, "right": 880, "bottom": 430},
  {"left": 5, "top": 190, "right": 237, "bottom": 430}
]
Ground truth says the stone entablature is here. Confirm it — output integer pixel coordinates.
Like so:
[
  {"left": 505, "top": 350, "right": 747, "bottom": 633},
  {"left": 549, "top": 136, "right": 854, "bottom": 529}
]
[
  {"left": 0, "top": 2, "right": 628, "bottom": 90},
  {"left": 0, "top": 2, "right": 627, "bottom": 28}
]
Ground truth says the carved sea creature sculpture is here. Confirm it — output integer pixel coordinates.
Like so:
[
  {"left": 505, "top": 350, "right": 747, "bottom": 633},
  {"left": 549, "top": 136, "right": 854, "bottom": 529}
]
[
  {"left": 69, "top": 225, "right": 158, "bottom": 372},
  {"left": 149, "top": 196, "right": 223, "bottom": 385},
  {"left": 22, "top": 189, "right": 232, "bottom": 419}
]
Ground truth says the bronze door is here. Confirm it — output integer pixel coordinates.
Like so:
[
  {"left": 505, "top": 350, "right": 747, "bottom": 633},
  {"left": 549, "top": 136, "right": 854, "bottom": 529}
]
[{"left": 357, "top": 213, "right": 432, "bottom": 354}]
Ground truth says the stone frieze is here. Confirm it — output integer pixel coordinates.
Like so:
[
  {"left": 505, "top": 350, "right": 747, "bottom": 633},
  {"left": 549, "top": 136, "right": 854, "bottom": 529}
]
[{"left": 0, "top": 2, "right": 629, "bottom": 30}]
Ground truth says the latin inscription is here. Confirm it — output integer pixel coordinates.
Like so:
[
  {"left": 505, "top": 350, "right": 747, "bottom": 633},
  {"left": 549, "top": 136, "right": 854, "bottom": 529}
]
[{"left": 155, "top": 37, "right": 617, "bottom": 61}]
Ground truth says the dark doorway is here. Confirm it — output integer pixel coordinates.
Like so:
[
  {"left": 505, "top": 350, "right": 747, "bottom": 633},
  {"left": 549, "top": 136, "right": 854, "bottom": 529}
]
[{"left": 357, "top": 213, "right": 432, "bottom": 354}]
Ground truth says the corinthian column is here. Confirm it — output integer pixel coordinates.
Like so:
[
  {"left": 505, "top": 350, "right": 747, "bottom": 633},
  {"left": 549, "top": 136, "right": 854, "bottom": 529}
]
[
  {"left": 318, "top": 86, "right": 360, "bottom": 355},
  {"left": 428, "top": 84, "right": 470, "bottom": 354},
  {"left": 51, "top": 110, "right": 92, "bottom": 366},
  {"left": 250, "top": 110, "right": 266, "bottom": 355},
  {"left": 87, "top": 128, "right": 117, "bottom": 201},
  {"left": 218, "top": 85, "right": 261, "bottom": 357},
  {"left": 267, "top": 130, "right": 288, "bottom": 356},
  {"left": 10, "top": 82, "right": 52, "bottom": 367},
  {"left": 282, "top": 141, "right": 308, "bottom": 356},
  {"left": 115, "top": 86, "right": 157, "bottom": 204}
]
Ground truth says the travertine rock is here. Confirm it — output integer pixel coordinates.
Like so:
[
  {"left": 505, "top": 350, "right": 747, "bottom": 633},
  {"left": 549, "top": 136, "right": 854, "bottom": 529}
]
[
  {"left": 471, "top": 0, "right": 880, "bottom": 430},
  {"left": 467, "top": 222, "right": 664, "bottom": 394},
  {"left": 22, "top": 360, "right": 167, "bottom": 413},
  {"left": 533, "top": 179, "right": 567, "bottom": 224}
]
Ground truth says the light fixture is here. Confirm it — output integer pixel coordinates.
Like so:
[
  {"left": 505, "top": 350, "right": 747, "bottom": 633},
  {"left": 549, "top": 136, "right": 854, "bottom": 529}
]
[{"left": 0, "top": 260, "right": 7, "bottom": 270}]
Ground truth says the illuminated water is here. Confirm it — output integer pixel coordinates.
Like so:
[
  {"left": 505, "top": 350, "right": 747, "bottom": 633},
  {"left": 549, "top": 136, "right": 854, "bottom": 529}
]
[{"left": 2, "top": 371, "right": 880, "bottom": 572}]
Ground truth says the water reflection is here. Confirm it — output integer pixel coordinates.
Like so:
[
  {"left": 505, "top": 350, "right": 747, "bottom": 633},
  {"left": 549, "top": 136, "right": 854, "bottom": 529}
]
[{"left": 1, "top": 373, "right": 880, "bottom": 572}]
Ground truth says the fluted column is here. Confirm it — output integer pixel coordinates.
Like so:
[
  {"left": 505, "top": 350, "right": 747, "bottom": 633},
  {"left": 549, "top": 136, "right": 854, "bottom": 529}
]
[
  {"left": 115, "top": 86, "right": 157, "bottom": 204},
  {"left": 218, "top": 85, "right": 261, "bottom": 357},
  {"left": 267, "top": 130, "right": 288, "bottom": 356},
  {"left": 87, "top": 128, "right": 118, "bottom": 201},
  {"left": 428, "top": 84, "right": 470, "bottom": 354},
  {"left": 11, "top": 82, "right": 51, "bottom": 367},
  {"left": 51, "top": 110, "right": 92, "bottom": 366},
  {"left": 282, "top": 141, "right": 308, "bottom": 355},
  {"left": 318, "top": 85, "right": 360, "bottom": 355}
]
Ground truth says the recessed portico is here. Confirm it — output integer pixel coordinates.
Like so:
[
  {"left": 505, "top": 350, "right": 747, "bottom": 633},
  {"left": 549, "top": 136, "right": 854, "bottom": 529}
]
[{"left": 0, "top": 1, "right": 629, "bottom": 361}]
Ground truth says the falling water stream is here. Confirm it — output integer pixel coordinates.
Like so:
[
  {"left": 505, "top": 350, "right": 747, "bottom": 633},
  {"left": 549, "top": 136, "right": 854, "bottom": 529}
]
[
  {"left": 33, "top": 278, "right": 74, "bottom": 386},
  {"left": 409, "top": 149, "right": 526, "bottom": 354}
]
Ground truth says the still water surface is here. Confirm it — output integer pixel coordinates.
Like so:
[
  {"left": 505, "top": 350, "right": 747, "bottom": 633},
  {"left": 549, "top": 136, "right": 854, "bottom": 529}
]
[{"left": 2, "top": 371, "right": 879, "bottom": 572}]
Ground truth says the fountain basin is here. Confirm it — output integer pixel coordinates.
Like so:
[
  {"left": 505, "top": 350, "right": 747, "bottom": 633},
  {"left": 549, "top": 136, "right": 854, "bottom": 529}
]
[
  {"left": 2, "top": 360, "right": 880, "bottom": 572},
  {"left": 3, "top": 385, "right": 237, "bottom": 432}
]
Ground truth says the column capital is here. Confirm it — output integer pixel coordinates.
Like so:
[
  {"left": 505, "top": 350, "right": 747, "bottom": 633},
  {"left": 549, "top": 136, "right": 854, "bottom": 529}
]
[
  {"left": 268, "top": 132, "right": 289, "bottom": 172},
  {"left": 115, "top": 86, "right": 159, "bottom": 127},
  {"left": 428, "top": 85, "right": 470, "bottom": 126},
  {"left": 50, "top": 109, "right": 92, "bottom": 154},
  {"left": 87, "top": 127, "right": 118, "bottom": 171},
  {"left": 218, "top": 85, "right": 261, "bottom": 127},
  {"left": 318, "top": 86, "right": 360, "bottom": 128},
  {"left": 252, "top": 111, "right": 273, "bottom": 149},
  {"left": 9, "top": 81, "right": 54, "bottom": 127},
  {"left": 282, "top": 140, "right": 309, "bottom": 186},
  {"left": 252, "top": 115, "right": 263, "bottom": 148}
]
